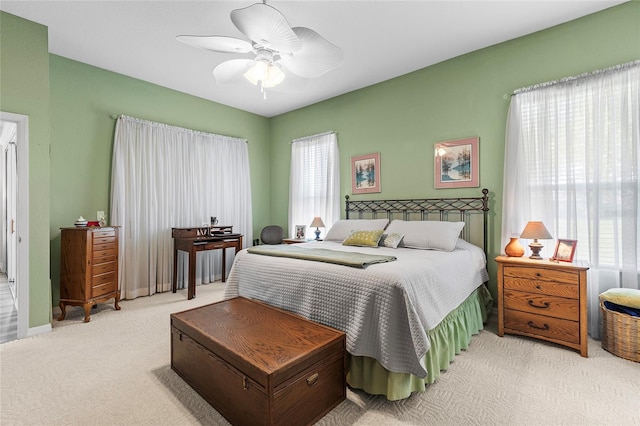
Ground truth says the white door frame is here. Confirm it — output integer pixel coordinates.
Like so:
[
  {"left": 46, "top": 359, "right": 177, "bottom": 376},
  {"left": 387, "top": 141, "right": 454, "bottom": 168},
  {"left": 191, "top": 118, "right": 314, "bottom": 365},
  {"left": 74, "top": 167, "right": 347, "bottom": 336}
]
[{"left": 1, "top": 112, "right": 29, "bottom": 339}]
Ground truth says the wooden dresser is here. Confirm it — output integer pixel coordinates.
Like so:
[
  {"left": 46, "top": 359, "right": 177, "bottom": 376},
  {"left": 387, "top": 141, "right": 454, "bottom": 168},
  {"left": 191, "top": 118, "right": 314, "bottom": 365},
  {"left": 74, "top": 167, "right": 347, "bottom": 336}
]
[
  {"left": 59, "top": 226, "right": 120, "bottom": 323},
  {"left": 496, "top": 255, "right": 589, "bottom": 357}
]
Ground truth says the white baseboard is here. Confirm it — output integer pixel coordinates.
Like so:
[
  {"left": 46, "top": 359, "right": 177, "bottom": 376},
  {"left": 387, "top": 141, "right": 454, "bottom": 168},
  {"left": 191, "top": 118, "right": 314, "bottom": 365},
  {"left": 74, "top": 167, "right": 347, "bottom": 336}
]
[{"left": 27, "top": 323, "right": 51, "bottom": 337}]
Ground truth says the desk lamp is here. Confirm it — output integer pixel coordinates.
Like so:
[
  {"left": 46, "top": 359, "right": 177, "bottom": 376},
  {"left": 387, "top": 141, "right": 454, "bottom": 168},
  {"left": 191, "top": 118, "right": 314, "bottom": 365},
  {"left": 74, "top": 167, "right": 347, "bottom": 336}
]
[
  {"left": 310, "top": 217, "right": 325, "bottom": 241},
  {"left": 520, "top": 221, "right": 553, "bottom": 260}
]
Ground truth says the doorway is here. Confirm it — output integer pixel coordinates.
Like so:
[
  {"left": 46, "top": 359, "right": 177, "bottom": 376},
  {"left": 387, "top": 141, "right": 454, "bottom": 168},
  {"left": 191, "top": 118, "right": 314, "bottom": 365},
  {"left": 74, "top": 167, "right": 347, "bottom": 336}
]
[{"left": 1, "top": 112, "right": 29, "bottom": 342}]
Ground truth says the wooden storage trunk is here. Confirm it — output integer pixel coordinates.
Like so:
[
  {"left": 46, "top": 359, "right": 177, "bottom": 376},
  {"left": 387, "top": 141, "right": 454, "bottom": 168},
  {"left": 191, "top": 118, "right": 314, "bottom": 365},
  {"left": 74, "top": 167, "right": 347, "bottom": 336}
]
[{"left": 171, "top": 297, "right": 346, "bottom": 426}]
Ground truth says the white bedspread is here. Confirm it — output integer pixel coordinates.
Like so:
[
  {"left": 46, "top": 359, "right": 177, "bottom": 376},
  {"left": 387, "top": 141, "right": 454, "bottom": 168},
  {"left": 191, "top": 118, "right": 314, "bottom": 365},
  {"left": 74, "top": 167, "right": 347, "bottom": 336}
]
[{"left": 224, "top": 239, "right": 489, "bottom": 378}]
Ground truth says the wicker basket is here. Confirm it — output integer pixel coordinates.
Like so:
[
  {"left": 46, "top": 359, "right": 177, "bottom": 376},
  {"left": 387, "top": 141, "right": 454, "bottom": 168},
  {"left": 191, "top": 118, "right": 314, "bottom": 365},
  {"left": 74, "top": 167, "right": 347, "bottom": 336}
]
[{"left": 600, "top": 302, "right": 640, "bottom": 362}]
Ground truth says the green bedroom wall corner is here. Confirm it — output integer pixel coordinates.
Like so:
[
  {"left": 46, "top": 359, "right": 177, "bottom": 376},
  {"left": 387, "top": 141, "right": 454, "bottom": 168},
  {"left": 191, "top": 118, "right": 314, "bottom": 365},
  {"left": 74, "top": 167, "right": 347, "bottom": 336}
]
[
  {"left": 0, "top": 11, "right": 52, "bottom": 329},
  {"left": 48, "top": 55, "right": 272, "bottom": 307},
  {"left": 268, "top": 1, "right": 640, "bottom": 300}
]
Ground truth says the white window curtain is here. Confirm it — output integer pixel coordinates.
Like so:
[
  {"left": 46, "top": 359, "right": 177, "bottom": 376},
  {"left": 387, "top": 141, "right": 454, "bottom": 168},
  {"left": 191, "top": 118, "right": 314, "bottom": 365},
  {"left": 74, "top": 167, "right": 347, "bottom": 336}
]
[
  {"left": 289, "top": 132, "right": 340, "bottom": 240},
  {"left": 502, "top": 61, "right": 640, "bottom": 337},
  {"left": 111, "top": 115, "right": 252, "bottom": 300}
]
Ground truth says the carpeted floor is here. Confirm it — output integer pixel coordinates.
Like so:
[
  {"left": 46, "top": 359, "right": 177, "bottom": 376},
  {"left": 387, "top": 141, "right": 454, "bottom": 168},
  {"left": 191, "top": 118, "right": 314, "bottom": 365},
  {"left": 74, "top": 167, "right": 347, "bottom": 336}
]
[{"left": 1, "top": 281, "right": 638, "bottom": 425}]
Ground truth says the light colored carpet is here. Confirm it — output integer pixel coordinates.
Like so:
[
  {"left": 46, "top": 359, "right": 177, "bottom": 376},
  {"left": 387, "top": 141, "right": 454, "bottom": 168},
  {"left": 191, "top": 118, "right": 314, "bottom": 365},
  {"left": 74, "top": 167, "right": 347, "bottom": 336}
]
[{"left": 1, "top": 282, "right": 638, "bottom": 426}]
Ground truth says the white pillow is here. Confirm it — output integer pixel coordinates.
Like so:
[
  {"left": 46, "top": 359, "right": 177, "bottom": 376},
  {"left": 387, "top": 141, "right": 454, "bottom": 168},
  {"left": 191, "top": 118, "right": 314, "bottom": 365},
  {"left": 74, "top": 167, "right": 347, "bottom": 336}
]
[
  {"left": 385, "top": 220, "right": 464, "bottom": 252},
  {"left": 324, "top": 218, "right": 389, "bottom": 241}
]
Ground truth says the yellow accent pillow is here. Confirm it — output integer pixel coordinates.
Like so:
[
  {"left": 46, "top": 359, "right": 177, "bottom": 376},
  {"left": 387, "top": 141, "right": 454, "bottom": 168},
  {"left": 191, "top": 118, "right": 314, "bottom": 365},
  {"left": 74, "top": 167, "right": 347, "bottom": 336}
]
[
  {"left": 342, "top": 229, "right": 384, "bottom": 248},
  {"left": 599, "top": 288, "right": 640, "bottom": 309}
]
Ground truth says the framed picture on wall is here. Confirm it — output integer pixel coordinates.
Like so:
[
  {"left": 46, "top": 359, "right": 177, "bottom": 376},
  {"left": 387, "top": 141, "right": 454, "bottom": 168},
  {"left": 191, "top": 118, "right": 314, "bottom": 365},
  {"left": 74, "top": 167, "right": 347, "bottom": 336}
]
[
  {"left": 434, "top": 137, "right": 479, "bottom": 189},
  {"left": 295, "top": 225, "right": 306, "bottom": 239},
  {"left": 351, "top": 152, "right": 381, "bottom": 194},
  {"left": 552, "top": 239, "right": 577, "bottom": 262}
]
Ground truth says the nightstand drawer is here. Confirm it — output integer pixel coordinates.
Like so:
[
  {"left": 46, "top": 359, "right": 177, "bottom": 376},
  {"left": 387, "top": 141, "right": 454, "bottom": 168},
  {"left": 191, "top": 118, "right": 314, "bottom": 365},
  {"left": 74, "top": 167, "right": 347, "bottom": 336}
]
[
  {"left": 504, "top": 309, "right": 580, "bottom": 344},
  {"left": 503, "top": 289, "right": 579, "bottom": 321},
  {"left": 504, "top": 275, "right": 579, "bottom": 299},
  {"left": 504, "top": 265, "right": 578, "bottom": 284}
]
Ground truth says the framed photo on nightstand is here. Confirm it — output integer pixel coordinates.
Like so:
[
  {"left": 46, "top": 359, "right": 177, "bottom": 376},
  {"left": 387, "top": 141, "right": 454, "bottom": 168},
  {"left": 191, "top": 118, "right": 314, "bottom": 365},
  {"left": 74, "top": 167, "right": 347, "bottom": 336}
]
[
  {"left": 295, "top": 225, "right": 306, "bottom": 239},
  {"left": 552, "top": 239, "right": 577, "bottom": 262}
]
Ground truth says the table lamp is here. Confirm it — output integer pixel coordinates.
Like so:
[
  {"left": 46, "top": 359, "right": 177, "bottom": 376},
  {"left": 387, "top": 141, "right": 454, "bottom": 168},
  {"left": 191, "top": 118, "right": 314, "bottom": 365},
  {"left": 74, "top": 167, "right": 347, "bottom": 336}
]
[
  {"left": 520, "top": 221, "right": 553, "bottom": 260},
  {"left": 310, "top": 217, "right": 325, "bottom": 241}
]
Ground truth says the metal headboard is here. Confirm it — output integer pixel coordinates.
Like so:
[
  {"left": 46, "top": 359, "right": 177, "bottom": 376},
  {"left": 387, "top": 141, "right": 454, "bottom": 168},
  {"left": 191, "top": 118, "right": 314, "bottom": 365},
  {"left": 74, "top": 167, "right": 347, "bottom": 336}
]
[{"left": 345, "top": 188, "right": 490, "bottom": 253}]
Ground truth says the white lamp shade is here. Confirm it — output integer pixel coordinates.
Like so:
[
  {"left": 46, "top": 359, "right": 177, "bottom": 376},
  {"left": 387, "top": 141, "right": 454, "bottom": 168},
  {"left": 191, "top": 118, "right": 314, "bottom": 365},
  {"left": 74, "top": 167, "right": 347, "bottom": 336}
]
[
  {"left": 520, "top": 221, "right": 552, "bottom": 240},
  {"left": 310, "top": 217, "right": 325, "bottom": 228}
]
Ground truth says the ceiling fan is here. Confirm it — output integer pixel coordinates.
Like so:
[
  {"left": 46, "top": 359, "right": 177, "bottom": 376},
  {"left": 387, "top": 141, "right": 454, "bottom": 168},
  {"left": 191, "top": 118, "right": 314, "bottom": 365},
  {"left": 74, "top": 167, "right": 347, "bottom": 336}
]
[{"left": 177, "top": 1, "right": 344, "bottom": 98}]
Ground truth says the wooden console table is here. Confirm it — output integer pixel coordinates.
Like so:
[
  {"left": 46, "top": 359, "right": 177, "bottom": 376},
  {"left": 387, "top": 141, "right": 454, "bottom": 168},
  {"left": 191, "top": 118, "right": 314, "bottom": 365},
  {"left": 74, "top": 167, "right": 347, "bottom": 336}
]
[{"left": 172, "top": 226, "right": 243, "bottom": 300}]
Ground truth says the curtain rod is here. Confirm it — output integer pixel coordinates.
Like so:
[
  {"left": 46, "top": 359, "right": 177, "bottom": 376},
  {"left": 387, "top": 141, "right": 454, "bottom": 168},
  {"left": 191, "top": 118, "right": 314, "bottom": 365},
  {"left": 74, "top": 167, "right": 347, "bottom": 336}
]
[
  {"left": 291, "top": 131, "right": 337, "bottom": 144},
  {"left": 109, "top": 114, "right": 248, "bottom": 143},
  {"left": 504, "top": 59, "right": 640, "bottom": 99}
]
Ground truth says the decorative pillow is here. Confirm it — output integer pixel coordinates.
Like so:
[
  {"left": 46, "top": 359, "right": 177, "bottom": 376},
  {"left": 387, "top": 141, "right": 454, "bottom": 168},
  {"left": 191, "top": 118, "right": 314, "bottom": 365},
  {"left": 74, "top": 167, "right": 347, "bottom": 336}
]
[
  {"left": 599, "top": 288, "right": 640, "bottom": 309},
  {"left": 324, "top": 219, "right": 389, "bottom": 241},
  {"left": 342, "top": 229, "right": 385, "bottom": 247},
  {"left": 385, "top": 220, "right": 464, "bottom": 252},
  {"left": 378, "top": 232, "right": 404, "bottom": 248}
]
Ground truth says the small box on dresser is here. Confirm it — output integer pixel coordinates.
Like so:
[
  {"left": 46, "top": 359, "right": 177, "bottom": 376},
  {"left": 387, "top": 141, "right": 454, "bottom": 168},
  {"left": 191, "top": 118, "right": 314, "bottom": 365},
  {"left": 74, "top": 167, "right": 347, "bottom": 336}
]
[
  {"left": 58, "top": 226, "right": 120, "bottom": 323},
  {"left": 496, "top": 255, "right": 589, "bottom": 357}
]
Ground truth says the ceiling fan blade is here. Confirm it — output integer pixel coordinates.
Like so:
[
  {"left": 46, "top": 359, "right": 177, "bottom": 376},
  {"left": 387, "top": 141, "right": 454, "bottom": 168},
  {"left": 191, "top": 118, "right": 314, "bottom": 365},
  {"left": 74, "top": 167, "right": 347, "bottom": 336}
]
[
  {"left": 231, "top": 3, "right": 302, "bottom": 54},
  {"left": 177, "top": 35, "right": 253, "bottom": 54},
  {"left": 213, "top": 59, "right": 255, "bottom": 84},
  {"left": 280, "top": 27, "right": 344, "bottom": 78}
]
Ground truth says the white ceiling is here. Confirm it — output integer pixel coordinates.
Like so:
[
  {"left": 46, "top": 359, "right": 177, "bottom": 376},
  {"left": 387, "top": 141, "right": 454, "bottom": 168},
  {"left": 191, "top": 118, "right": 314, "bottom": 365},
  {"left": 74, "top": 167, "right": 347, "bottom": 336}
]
[{"left": 1, "top": 1, "right": 627, "bottom": 117}]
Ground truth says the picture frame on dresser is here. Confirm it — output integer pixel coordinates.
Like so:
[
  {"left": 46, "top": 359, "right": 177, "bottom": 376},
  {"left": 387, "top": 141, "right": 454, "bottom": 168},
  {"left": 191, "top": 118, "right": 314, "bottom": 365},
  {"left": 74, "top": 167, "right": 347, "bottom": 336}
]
[{"left": 552, "top": 239, "right": 577, "bottom": 262}]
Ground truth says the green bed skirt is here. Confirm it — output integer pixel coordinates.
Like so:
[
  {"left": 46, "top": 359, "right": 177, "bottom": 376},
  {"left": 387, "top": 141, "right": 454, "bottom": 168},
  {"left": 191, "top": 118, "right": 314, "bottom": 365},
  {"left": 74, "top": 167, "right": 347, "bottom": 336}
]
[{"left": 346, "top": 285, "right": 493, "bottom": 401}]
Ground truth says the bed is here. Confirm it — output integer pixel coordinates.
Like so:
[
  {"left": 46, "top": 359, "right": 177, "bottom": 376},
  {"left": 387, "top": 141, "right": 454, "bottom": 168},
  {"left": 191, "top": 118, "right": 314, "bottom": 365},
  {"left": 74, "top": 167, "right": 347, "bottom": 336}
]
[{"left": 225, "top": 189, "right": 492, "bottom": 400}]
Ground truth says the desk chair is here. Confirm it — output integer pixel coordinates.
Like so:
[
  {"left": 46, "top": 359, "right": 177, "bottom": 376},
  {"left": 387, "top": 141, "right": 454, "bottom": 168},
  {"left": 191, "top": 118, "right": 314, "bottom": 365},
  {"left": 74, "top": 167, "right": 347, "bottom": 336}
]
[{"left": 260, "top": 225, "right": 284, "bottom": 245}]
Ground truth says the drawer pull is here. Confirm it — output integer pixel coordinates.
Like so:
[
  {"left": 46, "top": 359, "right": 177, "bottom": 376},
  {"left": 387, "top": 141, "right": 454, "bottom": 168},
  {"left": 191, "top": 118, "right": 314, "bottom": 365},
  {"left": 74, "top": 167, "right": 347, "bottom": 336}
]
[
  {"left": 306, "top": 373, "right": 319, "bottom": 387},
  {"left": 528, "top": 299, "right": 550, "bottom": 309},
  {"left": 527, "top": 321, "right": 549, "bottom": 331},
  {"left": 242, "top": 376, "right": 248, "bottom": 390}
]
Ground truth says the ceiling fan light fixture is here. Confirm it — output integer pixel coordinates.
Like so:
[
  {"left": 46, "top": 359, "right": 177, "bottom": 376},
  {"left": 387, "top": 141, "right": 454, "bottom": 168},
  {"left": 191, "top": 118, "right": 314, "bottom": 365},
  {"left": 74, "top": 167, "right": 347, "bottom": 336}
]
[{"left": 244, "top": 61, "right": 285, "bottom": 89}]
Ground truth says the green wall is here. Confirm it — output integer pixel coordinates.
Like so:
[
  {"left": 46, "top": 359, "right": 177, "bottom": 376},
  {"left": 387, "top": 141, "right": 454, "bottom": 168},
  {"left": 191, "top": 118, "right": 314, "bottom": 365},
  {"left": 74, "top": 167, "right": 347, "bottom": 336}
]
[
  {"left": 1, "top": 2, "right": 638, "bottom": 327},
  {"left": 0, "top": 12, "right": 52, "bottom": 328},
  {"left": 269, "top": 1, "right": 640, "bottom": 299},
  {"left": 48, "top": 55, "right": 270, "bottom": 307}
]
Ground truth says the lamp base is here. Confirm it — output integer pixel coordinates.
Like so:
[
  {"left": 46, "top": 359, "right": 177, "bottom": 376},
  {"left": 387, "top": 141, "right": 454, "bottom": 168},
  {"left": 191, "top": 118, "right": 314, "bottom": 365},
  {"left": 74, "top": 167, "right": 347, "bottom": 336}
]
[
  {"left": 314, "top": 228, "right": 321, "bottom": 241},
  {"left": 528, "top": 240, "right": 544, "bottom": 260}
]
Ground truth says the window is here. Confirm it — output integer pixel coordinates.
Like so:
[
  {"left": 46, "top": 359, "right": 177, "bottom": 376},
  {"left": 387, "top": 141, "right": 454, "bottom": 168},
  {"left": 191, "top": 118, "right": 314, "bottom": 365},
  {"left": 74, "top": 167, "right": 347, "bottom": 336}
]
[
  {"left": 289, "top": 132, "right": 340, "bottom": 239},
  {"left": 502, "top": 62, "right": 639, "bottom": 336}
]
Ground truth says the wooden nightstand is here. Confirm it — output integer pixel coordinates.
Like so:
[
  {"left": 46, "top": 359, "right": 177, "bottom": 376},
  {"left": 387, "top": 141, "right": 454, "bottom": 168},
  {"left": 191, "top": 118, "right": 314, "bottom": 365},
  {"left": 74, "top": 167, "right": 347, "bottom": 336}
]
[{"left": 496, "top": 255, "right": 589, "bottom": 357}]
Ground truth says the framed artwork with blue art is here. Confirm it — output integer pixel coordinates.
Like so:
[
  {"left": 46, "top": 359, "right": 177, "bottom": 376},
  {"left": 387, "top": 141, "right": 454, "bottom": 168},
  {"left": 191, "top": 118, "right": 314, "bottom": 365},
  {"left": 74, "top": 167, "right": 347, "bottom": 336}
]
[
  {"left": 351, "top": 152, "right": 381, "bottom": 194},
  {"left": 434, "top": 137, "right": 479, "bottom": 189}
]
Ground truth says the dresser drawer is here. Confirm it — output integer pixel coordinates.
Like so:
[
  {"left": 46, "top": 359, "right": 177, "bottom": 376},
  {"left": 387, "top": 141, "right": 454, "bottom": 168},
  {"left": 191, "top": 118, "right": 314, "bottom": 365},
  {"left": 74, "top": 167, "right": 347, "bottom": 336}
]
[
  {"left": 93, "top": 235, "right": 115, "bottom": 246},
  {"left": 504, "top": 309, "right": 580, "bottom": 344},
  {"left": 92, "top": 260, "right": 116, "bottom": 275},
  {"left": 503, "top": 289, "right": 579, "bottom": 321},
  {"left": 93, "top": 271, "right": 116, "bottom": 286},
  {"left": 503, "top": 266, "right": 579, "bottom": 298},
  {"left": 92, "top": 229, "right": 116, "bottom": 239},
  {"left": 92, "top": 282, "right": 117, "bottom": 298},
  {"left": 93, "top": 242, "right": 116, "bottom": 252},
  {"left": 94, "top": 248, "right": 117, "bottom": 262}
]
